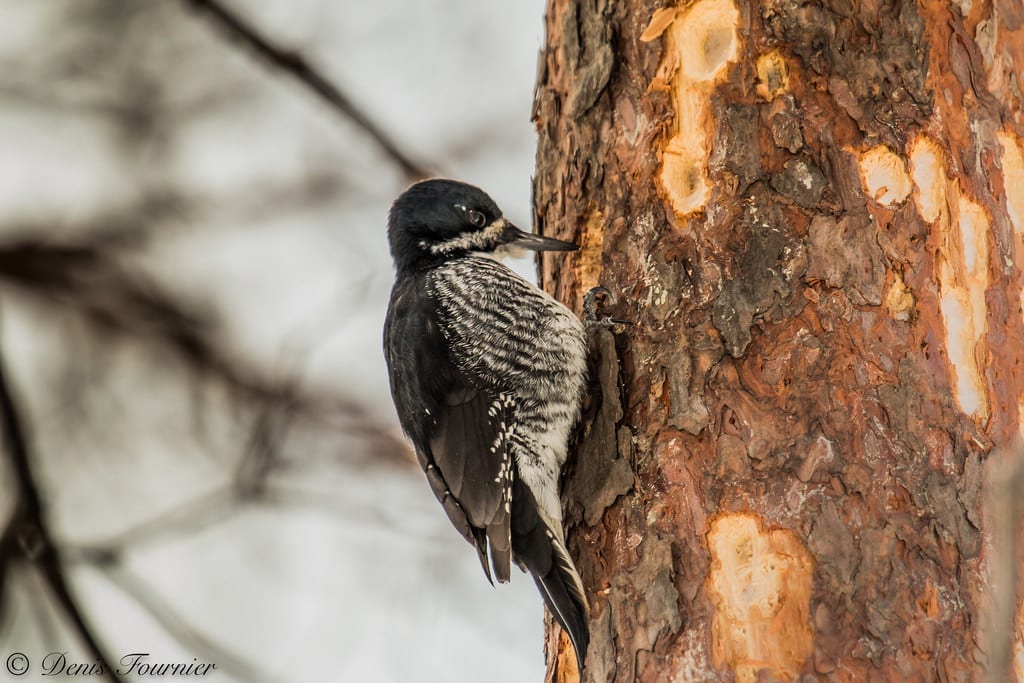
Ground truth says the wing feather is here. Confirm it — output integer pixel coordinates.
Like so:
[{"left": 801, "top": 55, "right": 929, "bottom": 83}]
[
  {"left": 384, "top": 273, "right": 513, "bottom": 583},
  {"left": 430, "top": 384, "right": 513, "bottom": 582}
]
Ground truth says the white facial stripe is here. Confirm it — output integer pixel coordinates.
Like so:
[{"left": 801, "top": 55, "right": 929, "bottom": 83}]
[{"left": 428, "top": 218, "right": 507, "bottom": 255}]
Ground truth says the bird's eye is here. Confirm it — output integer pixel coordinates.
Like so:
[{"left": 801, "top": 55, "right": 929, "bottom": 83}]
[{"left": 467, "top": 210, "right": 487, "bottom": 228}]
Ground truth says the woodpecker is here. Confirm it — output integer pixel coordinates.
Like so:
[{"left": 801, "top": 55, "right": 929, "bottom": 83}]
[{"left": 383, "top": 179, "right": 590, "bottom": 669}]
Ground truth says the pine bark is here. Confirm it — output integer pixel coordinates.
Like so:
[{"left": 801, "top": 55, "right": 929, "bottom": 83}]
[{"left": 532, "top": 0, "right": 1024, "bottom": 680}]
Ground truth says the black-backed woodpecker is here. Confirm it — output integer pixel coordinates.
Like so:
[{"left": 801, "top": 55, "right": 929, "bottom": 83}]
[{"left": 383, "top": 179, "right": 590, "bottom": 669}]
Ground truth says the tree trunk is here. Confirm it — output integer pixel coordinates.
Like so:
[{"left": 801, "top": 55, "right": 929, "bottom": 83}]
[{"left": 532, "top": 0, "right": 1024, "bottom": 680}]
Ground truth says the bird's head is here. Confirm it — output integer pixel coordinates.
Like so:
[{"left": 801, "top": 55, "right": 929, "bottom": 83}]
[{"left": 387, "top": 179, "right": 577, "bottom": 271}]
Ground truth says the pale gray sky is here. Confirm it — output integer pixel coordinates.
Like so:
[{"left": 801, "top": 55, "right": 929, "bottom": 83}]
[{"left": 0, "top": 1, "right": 549, "bottom": 681}]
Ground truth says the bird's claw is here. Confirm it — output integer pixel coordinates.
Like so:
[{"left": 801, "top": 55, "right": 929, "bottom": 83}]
[{"left": 584, "top": 286, "right": 632, "bottom": 330}]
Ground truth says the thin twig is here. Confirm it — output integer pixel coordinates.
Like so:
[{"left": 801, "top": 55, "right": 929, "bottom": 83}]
[
  {"left": 63, "top": 490, "right": 236, "bottom": 561},
  {"left": 235, "top": 392, "right": 297, "bottom": 500},
  {"left": 0, "top": 335, "right": 124, "bottom": 683},
  {"left": 0, "top": 240, "right": 266, "bottom": 400},
  {"left": 94, "top": 565, "right": 272, "bottom": 683},
  {"left": 184, "top": 0, "right": 432, "bottom": 180},
  {"left": 0, "top": 240, "right": 410, "bottom": 464}
]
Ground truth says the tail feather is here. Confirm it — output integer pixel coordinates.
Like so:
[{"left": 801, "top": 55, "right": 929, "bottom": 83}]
[
  {"left": 486, "top": 522, "right": 512, "bottom": 583},
  {"left": 531, "top": 536, "right": 590, "bottom": 672},
  {"left": 471, "top": 527, "right": 494, "bottom": 585},
  {"left": 511, "top": 477, "right": 590, "bottom": 671}
]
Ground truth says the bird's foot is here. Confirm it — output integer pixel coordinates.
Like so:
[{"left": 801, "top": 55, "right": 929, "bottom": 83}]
[{"left": 583, "top": 287, "right": 631, "bottom": 331}]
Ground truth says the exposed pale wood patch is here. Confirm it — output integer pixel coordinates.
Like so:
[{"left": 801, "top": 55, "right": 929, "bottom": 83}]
[
  {"left": 997, "top": 131, "right": 1024, "bottom": 239},
  {"left": 936, "top": 193, "right": 992, "bottom": 422},
  {"left": 654, "top": 0, "right": 740, "bottom": 218},
  {"left": 886, "top": 270, "right": 915, "bottom": 321},
  {"left": 909, "top": 134, "right": 946, "bottom": 223},
  {"left": 547, "top": 628, "right": 580, "bottom": 683},
  {"left": 858, "top": 145, "right": 912, "bottom": 206},
  {"left": 755, "top": 50, "right": 790, "bottom": 100},
  {"left": 575, "top": 208, "right": 605, "bottom": 299},
  {"left": 907, "top": 133, "right": 992, "bottom": 422},
  {"left": 707, "top": 513, "right": 814, "bottom": 683}
]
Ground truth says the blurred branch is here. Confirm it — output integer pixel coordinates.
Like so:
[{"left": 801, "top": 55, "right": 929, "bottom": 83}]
[
  {"left": 235, "top": 396, "right": 296, "bottom": 500},
  {"left": 4, "top": 170, "right": 351, "bottom": 250},
  {"left": 93, "top": 564, "right": 272, "bottom": 683},
  {"left": 0, "top": 240, "right": 405, "bottom": 455},
  {"left": 0, "top": 233, "right": 410, "bottom": 675},
  {"left": 66, "top": 490, "right": 235, "bottom": 561},
  {"left": 0, "top": 76, "right": 253, "bottom": 126},
  {"left": 69, "top": 401, "right": 313, "bottom": 682},
  {"left": 63, "top": 386, "right": 407, "bottom": 562},
  {"left": 0, "top": 81, "right": 139, "bottom": 119},
  {"left": 0, "top": 241, "right": 252, "bottom": 396},
  {"left": 0, "top": 338, "right": 123, "bottom": 682},
  {"left": 184, "top": 0, "right": 433, "bottom": 181}
]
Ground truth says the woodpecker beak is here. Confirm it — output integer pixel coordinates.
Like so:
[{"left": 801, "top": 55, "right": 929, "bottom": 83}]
[{"left": 502, "top": 223, "right": 578, "bottom": 252}]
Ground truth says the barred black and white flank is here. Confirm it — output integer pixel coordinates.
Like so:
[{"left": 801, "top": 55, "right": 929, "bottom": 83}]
[{"left": 383, "top": 179, "right": 589, "bottom": 669}]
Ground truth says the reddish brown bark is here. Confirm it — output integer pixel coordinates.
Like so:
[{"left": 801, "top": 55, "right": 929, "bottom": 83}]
[{"left": 532, "top": 0, "right": 1024, "bottom": 680}]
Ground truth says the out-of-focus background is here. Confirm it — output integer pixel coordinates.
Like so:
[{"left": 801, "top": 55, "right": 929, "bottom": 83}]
[{"left": 0, "top": 1, "right": 548, "bottom": 681}]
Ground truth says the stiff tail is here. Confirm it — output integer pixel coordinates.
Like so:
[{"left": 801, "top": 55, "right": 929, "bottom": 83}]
[
  {"left": 511, "top": 478, "right": 590, "bottom": 671},
  {"left": 531, "top": 534, "right": 590, "bottom": 672}
]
